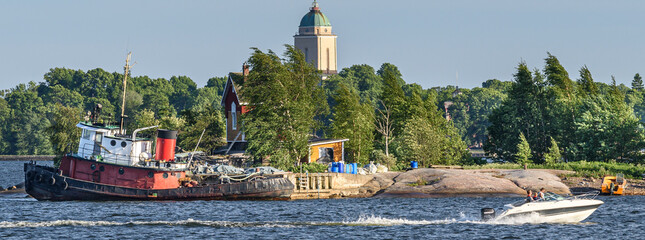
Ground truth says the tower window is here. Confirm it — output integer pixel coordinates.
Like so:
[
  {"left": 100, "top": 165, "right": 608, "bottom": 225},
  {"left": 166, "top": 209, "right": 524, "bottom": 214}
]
[
  {"left": 305, "top": 48, "right": 309, "bottom": 61},
  {"left": 326, "top": 48, "right": 330, "bottom": 71}
]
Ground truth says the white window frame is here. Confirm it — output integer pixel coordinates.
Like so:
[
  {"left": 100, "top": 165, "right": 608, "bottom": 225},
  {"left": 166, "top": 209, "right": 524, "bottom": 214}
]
[{"left": 231, "top": 103, "right": 237, "bottom": 130}]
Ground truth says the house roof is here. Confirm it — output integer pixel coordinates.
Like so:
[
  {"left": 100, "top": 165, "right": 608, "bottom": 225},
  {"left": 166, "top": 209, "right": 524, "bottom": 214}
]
[
  {"left": 220, "top": 72, "right": 247, "bottom": 106},
  {"left": 308, "top": 138, "right": 348, "bottom": 146}
]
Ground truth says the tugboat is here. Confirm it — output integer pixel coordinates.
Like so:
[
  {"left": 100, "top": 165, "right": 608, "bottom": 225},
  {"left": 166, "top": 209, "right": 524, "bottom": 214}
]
[{"left": 23, "top": 53, "right": 293, "bottom": 201}]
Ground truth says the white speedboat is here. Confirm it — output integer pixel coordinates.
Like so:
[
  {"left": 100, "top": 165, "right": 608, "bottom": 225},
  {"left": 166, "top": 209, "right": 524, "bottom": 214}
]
[{"left": 481, "top": 192, "right": 603, "bottom": 223}]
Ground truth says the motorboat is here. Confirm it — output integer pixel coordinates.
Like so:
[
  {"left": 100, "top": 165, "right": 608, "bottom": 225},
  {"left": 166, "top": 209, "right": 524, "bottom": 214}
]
[
  {"left": 481, "top": 192, "right": 603, "bottom": 223},
  {"left": 601, "top": 174, "right": 627, "bottom": 195}
]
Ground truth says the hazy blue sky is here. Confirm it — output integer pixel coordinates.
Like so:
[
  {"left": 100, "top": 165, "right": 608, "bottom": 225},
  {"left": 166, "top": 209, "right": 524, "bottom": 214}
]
[{"left": 1, "top": 0, "right": 644, "bottom": 90}]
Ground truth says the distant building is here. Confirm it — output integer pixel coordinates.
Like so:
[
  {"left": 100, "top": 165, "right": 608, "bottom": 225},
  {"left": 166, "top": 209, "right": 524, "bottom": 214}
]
[{"left": 294, "top": 1, "right": 338, "bottom": 78}]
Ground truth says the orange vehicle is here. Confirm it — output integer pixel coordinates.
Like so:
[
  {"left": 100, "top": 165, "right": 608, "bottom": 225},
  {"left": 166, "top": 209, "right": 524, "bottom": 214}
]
[{"left": 601, "top": 174, "right": 627, "bottom": 195}]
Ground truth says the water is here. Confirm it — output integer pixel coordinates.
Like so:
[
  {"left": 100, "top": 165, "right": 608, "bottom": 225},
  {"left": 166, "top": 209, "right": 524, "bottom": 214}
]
[{"left": 1, "top": 161, "right": 643, "bottom": 239}]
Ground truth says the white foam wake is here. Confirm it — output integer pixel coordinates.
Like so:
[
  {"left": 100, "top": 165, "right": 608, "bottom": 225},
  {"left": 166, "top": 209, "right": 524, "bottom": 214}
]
[{"left": 1, "top": 213, "right": 563, "bottom": 229}]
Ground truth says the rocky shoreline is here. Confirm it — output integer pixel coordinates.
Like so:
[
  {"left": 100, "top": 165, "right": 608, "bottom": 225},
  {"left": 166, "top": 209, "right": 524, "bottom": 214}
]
[
  {"left": 354, "top": 168, "right": 573, "bottom": 198},
  {"left": 3, "top": 168, "right": 644, "bottom": 198},
  {"left": 349, "top": 168, "right": 645, "bottom": 198}
]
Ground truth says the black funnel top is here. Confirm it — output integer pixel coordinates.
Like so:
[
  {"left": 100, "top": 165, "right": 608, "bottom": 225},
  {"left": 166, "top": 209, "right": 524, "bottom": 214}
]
[{"left": 157, "top": 129, "right": 178, "bottom": 139}]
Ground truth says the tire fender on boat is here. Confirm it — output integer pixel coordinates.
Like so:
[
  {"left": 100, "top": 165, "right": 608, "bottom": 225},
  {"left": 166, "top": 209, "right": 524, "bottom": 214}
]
[
  {"left": 36, "top": 174, "right": 44, "bottom": 183},
  {"left": 47, "top": 175, "right": 56, "bottom": 185},
  {"left": 60, "top": 178, "right": 68, "bottom": 190}
]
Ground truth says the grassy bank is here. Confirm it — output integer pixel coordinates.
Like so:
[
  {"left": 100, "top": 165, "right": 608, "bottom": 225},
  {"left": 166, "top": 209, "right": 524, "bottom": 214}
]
[
  {"left": 0, "top": 155, "right": 55, "bottom": 161},
  {"left": 464, "top": 161, "right": 645, "bottom": 179}
]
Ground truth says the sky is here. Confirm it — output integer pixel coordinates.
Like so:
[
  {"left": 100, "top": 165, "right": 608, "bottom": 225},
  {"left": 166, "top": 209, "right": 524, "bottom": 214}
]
[{"left": 1, "top": 0, "right": 644, "bottom": 91}]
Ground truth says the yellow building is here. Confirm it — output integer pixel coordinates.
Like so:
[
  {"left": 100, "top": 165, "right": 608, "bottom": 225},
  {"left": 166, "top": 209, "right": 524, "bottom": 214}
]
[
  {"left": 307, "top": 138, "right": 348, "bottom": 163},
  {"left": 294, "top": 1, "right": 338, "bottom": 77}
]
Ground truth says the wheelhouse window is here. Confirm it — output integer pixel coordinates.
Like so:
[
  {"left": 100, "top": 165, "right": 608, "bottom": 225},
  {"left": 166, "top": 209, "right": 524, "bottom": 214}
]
[
  {"left": 231, "top": 103, "right": 237, "bottom": 130},
  {"left": 82, "top": 129, "right": 91, "bottom": 140}
]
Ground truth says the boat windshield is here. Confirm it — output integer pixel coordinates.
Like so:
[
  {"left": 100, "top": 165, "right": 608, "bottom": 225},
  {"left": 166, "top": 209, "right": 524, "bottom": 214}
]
[{"left": 543, "top": 192, "right": 564, "bottom": 201}]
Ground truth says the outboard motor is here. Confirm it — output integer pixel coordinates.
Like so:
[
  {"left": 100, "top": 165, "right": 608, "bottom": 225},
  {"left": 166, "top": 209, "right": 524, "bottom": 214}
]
[{"left": 481, "top": 208, "right": 496, "bottom": 221}]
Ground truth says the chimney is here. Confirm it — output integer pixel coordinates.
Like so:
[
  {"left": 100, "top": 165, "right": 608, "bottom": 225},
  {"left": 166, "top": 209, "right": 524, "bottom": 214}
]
[
  {"left": 242, "top": 63, "right": 249, "bottom": 83},
  {"left": 242, "top": 63, "right": 249, "bottom": 77}
]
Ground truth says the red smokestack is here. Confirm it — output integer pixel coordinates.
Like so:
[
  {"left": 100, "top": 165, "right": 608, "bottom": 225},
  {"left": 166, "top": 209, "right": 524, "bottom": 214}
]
[{"left": 155, "top": 129, "right": 177, "bottom": 161}]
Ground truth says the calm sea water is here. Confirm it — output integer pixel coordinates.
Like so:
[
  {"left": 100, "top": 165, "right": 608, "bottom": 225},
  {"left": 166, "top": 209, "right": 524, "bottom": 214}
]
[{"left": 1, "top": 161, "right": 643, "bottom": 239}]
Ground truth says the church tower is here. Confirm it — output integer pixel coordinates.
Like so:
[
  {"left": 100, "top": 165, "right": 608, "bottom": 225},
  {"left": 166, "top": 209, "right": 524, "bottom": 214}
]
[{"left": 294, "top": 1, "right": 337, "bottom": 76}]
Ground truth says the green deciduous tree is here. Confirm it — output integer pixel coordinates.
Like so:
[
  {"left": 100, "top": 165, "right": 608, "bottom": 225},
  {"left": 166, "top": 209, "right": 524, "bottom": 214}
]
[
  {"left": 4, "top": 83, "right": 53, "bottom": 155},
  {"left": 179, "top": 106, "right": 225, "bottom": 154},
  {"left": 396, "top": 116, "right": 467, "bottom": 167},
  {"left": 330, "top": 84, "right": 374, "bottom": 164},
  {"left": 47, "top": 104, "right": 82, "bottom": 167},
  {"left": 242, "top": 45, "right": 325, "bottom": 169}
]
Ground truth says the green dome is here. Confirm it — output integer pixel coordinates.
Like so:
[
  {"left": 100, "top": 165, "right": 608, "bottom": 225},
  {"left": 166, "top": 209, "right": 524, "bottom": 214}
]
[{"left": 299, "top": 2, "right": 331, "bottom": 27}]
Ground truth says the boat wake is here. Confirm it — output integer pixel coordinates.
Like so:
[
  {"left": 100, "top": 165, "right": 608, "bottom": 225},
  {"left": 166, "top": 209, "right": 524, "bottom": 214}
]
[{"left": 0, "top": 213, "right": 591, "bottom": 228}]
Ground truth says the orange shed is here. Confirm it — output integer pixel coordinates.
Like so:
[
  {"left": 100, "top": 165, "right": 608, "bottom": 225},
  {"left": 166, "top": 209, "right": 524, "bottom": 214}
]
[{"left": 307, "top": 138, "right": 348, "bottom": 163}]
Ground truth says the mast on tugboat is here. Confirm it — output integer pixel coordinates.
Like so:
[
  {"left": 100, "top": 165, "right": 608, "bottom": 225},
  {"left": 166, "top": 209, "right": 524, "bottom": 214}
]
[{"left": 119, "top": 52, "right": 135, "bottom": 135}]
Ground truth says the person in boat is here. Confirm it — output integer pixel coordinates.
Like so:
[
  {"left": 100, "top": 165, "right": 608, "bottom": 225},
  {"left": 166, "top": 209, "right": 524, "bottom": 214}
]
[
  {"left": 538, "top": 188, "right": 546, "bottom": 200},
  {"left": 526, "top": 190, "right": 534, "bottom": 202}
]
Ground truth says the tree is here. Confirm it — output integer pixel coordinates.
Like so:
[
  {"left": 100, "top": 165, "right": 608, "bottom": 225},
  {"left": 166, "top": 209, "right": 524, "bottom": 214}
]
[
  {"left": 206, "top": 76, "right": 228, "bottom": 95},
  {"left": 4, "top": 82, "right": 53, "bottom": 155},
  {"left": 242, "top": 45, "right": 324, "bottom": 169},
  {"left": 577, "top": 66, "right": 598, "bottom": 96},
  {"left": 169, "top": 76, "right": 197, "bottom": 113},
  {"left": 179, "top": 105, "right": 225, "bottom": 153},
  {"left": 632, "top": 73, "right": 643, "bottom": 91},
  {"left": 191, "top": 87, "right": 222, "bottom": 113},
  {"left": 380, "top": 67, "right": 407, "bottom": 137},
  {"left": 330, "top": 84, "right": 374, "bottom": 164},
  {"left": 544, "top": 54, "right": 577, "bottom": 161},
  {"left": 377, "top": 63, "right": 405, "bottom": 87},
  {"left": 396, "top": 117, "right": 467, "bottom": 167},
  {"left": 47, "top": 104, "right": 82, "bottom": 167},
  {"left": 0, "top": 98, "right": 10, "bottom": 153},
  {"left": 375, "top": 99, "right": 394, "bottom": 157},
  {"left": 544, "top": 137, "right": 562, "bottom": 164},
  {"left": 486, "top": 63, "right": 547, "bottom": 162},
  {"left": 337, "top": 64, "right": 383, "bottom": 104},
  {"left": 515, "top": 133, "right": 533, "bottom": 165}
]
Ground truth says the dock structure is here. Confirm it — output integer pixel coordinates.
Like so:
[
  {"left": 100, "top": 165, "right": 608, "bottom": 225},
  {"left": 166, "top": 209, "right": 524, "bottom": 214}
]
[{"left": 286, "top": 172, "right": 374, "bottom": 199}]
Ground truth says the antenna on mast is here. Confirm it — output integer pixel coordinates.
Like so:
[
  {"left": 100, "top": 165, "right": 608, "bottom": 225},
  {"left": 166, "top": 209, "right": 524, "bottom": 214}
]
[{"left": 119, "top": 52, "right": 136, "bottom": 135}]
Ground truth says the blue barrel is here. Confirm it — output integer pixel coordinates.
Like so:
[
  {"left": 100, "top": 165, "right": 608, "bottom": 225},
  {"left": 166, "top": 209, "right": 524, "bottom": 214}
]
[
  {"left": 411, "top": 161, "right": 418, "bottom": 169},
  {"left": 338, "top": 162, "right": 344, "bottom": 173},
  {"left": 351, "top": 163, "right": 358, "bottom": 174},
  {"left": 331, "top": 166, "right": 338, "bottom": 173},
  {"left": 346, "top": 164, "right": 351, "bottom": 174}
]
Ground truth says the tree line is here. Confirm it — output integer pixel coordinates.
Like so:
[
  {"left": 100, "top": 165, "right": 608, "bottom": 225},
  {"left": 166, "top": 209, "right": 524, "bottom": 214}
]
[
  {"left": 2, "top": 47, "right": 643, "bottom": 169},
  {"left": 0, "top": 67, "right": 228, "bottom": 160}
]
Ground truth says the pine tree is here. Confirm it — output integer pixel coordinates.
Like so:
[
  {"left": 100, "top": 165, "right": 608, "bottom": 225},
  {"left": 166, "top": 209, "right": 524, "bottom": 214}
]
[
  {"left": 486, "top": 62, "right": 547, "bottom": 162},
  {"left": 577, "top": 66, "right": 598, "bottom": 96},
  {"left": 515, "top": 133, "right": 532, "bottom": 165},
  {"left": 632, "top": 73, "right": 643, "bottom": 91},
  {"left": 544, "top": 137, "right": 562, "bottom": 164}
]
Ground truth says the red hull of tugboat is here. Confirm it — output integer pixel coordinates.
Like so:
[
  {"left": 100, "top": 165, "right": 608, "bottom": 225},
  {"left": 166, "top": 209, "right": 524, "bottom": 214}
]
[{"left": 24, "top": 158, "right": 294, "bottom": 201}]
